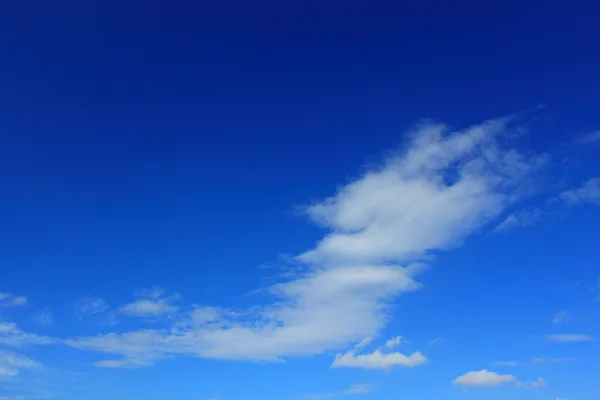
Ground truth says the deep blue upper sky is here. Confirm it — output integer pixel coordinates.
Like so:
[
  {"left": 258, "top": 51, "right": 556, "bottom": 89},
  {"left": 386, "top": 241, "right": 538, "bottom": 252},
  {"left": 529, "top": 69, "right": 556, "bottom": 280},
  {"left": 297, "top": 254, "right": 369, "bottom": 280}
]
[{"left": 0, "top": 2, "right": 599, "bottom": 400}]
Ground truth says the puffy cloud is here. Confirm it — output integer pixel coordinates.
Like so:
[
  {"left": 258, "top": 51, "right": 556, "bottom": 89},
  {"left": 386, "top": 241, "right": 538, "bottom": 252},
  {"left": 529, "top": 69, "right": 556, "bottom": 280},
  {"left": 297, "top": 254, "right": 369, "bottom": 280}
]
[
  {"left": 119, "top": 297, "right": 179, "bottom": 317},
  {"left": 0, "top": 350, "right": 42, "bottom": 377},
  {"left": 560, "top": 178, "right": 600, "bottom": 206},
  {"left": 452, "top": 370, "right": 517, "bottom": 387},
  {"left": 332, "top": 337, "right": 427, "bottom": 370},
  {"left": 64, "top": 116, "right": 549, "bottom": 366},
  {"left": 546, "top": 334, "right": 593, "bottom": 343},
  {"left": 384, "top": 336, "right": 403, "bottom": 348}
]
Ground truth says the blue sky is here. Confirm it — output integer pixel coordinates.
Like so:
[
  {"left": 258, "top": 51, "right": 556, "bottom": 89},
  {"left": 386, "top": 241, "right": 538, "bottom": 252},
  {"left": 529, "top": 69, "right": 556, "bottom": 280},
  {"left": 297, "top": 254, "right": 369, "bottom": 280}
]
[{"left": 1, "top": 1, "right": 600, "bottom": 400}]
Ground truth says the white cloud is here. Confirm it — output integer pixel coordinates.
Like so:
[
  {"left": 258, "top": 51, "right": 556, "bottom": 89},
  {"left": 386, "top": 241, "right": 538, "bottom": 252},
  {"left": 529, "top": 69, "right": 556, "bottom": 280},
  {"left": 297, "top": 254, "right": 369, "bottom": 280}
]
[
  {"left": 492, "top": 361, "right": 519, "bottom": 367},
  {"left": 0, "top": 350, "right": 42, "bottom": 377},
  {"left": 0, "top": 322, "right": 54, "bottom": 347},
  {"left": 384, "top": 336, "right": 403, "bottom": 348},
  {"left": 493, "top": 208, "right": 544, "bottom": 232},
  {"left": 428, "top": 337, "right": 442, "bottom": 346},
  {"left": 517, "top": 377, "right": 546, "bottom": 390},
  {"left": 64, "top": 116, "right": 549, "bottom": 366},
  {"left": 0, "top": 293, "right": 28, "bottom": 308},
  {"left": 353, "top": 337, "right": 373, "bottom": 350},
  {"left": 560, "top": 178, "right": 600, "bottom": 206},
  {"left": 552, "top": 311, "right": 571, "bottom": 325},
  {"left": 76, "top": 297, "right": 110, "bottom": 316},
  {"left": 343, "top": 384, "right": 373, "bottom": 395},
  {"left": 546, "top": 334, "right": 593, "bottom": 343},
  {"left": 304, "top": 384, "right": 374, "bottom": 399},
  {"left": 575, "top": 130, "right": 600, "bottom": 144},
  {"left": 119, "top": 297, "right": 178, "bottom": 317},
  {"left": 332, "top": 339, "right": 427, "bottom": 371},
  {"left": 453, "top": 370, "right": 516, "bottom": 387},
  {"left": 530, "top": 357, "right": 575, "bottom": 365}
]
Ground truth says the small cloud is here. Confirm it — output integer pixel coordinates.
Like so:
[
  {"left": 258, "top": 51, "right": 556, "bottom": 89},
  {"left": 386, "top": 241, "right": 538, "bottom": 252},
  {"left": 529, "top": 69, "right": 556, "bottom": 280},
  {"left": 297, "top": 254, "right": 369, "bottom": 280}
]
[
  {"left": 0, "top": 293, "right": 28, "bottom": 308},
  {"left": 75, "top": 296, "right": 117, "bottom": 326},
  {"left": 384, "top": 336, "right": 403, "bottom": 348},
  {"left": 452, "top": 370, "right": 516, "bottom": 388},
  {"left": 493, "top": 208, "right": 544, "bottom": 233},
  {"left": 343, "top": 384, "right": 373, "bottom": 395},
  {"left": 492, "top": 361, "right": 519, "bottom": 367},
  {"left": 332, "top": 338, "right": 427, "bottom": 370},
  {"left": 0, "top": 321, "right": 54, "bottom": 347},
  {"left": 119, "top": 295, "right": 179, "bottom": 318},
  {"left": 0, "top": 350, "right": 42, "bottom": 377},
  {"left": 530, "top": 357, "right": 575, "bottom": 365},
  {"left": 575, "top": 130, "right": 600, "bottom": 144},
  {"left": 428, "top": 337, "right": 443, "bottom": 346},
  {"left": 134, "top": 286, "right": 165, "bottom": 300},
  {"left": 560, "top": 178, "right": 600, "bottom": 206},
  {"left": 546, "top": 334, "right": 593, "bottom": 343},
  {"left": 77, "top": 297, "right": 110, "bottom": 316},
  {"left": 517, "top": 377, "right": 546, "bottom": 390},
  {"left": 552, "top": 311, "right": 571, "bottom": 325}
]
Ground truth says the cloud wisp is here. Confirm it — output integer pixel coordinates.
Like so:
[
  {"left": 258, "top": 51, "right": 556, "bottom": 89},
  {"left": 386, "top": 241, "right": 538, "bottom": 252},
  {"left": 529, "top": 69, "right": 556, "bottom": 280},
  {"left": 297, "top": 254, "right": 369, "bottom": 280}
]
[
  {"left": 545, "top": 334, "right": 593, "bottom": 343},
  {"left": 452, "top": 369, "right": 545, "bottom": 389},
  {"left": 0, "top": 350, "right": 42, "bottom": 377},
  {"left": 0, "top": 293, "right": 27, "bottom": 308}
]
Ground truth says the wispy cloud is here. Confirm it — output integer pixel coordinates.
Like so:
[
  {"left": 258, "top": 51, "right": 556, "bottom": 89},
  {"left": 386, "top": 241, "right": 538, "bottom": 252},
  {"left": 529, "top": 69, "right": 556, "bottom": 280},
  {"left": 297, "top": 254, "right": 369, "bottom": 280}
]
[
  {"left": 63, "top": 116, "right": 550, "bottom": 366},
  {"left": 452, "top": 370, "right": 544, "bottom": 389},
  {"left": 575, "top": 130, "right": 600, "bottom": 144},
  {"left": 75, "top": 296, "right": 116, "bottom": 325},
  {"left": 32, "top": 310, "right": 54, "bottom": 327},
  {"left": 545, "top": 334, "right": 593, "bottom": 343},
  {"left": 560, "top": 178, "right": 600, "bottom": 206},
  {"left": 302, "top": 384, "right": 373, "bottom": 400},
  {"left": 530, "top": 357, "right": 575, "bottom": 365},
  {"left": 493, "top": 208, "right": 545, "bottom": 232},
  {"left": 552, "top": 311, "right": 571, "bottom": 325},
  {"left": 0, "top": 293, "right": 28, "bottom": 308},
  {"left": 343, "top": 384, "right": 373, "bottom": 395},
  {"left": 492, "top": 361, "right": 519, "bottom": 367},
  {"left": 0, "top": 322, "right": 54, "bottom": 347},
  {"left": 0, "top": 350, "right": 42, "bottom": 377}
]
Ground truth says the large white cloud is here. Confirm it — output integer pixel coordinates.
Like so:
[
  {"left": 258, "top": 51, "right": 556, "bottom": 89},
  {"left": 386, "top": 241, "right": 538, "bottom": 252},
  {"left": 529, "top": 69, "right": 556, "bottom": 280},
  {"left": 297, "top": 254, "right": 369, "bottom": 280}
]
[{"left": 64, "top": 116, "right": 548, "bottom": 367}]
